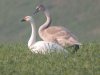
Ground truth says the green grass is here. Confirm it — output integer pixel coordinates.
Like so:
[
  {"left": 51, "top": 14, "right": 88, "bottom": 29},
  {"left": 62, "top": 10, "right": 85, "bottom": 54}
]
[{"left": 0, "top": 43, "right": 100, "bottom": 75}]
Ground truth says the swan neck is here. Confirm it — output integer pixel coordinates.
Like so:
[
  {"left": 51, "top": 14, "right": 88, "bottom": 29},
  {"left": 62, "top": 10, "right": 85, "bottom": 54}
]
[
  {"left": 39, "top": 10, "right": 51, "bottom": 31},
  {"left": 28, "top": 20, "right": 36, "bottom": 48}
]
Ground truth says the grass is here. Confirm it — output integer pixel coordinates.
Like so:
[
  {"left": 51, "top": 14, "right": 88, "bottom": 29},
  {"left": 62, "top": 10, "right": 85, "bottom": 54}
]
[{"left": 0, "top": 43, "right": 100, "bottom": 75}]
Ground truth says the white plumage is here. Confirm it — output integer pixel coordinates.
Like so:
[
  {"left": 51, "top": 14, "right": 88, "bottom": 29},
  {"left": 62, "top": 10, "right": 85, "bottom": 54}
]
[
  {"left": 21, "top": 16, "right": 68, "bottom": 54},
  {"left": 30, "top": 41, "right": 67, "bottom": 54}
]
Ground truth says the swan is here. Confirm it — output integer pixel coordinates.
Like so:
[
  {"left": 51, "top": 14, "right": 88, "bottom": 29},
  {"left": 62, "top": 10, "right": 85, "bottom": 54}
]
[
  {"left": 21, "top": 16, "right": 68, "bottom": 54},
  {"left": 33, "top": 5, "right": 82, "bottom": 52}
]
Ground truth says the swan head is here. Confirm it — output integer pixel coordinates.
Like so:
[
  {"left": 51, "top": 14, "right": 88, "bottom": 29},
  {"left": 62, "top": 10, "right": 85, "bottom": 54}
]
[
  {"left": 21, "top": 16, "right": 33, "bottom": 22},
  {"left": 33, "top": 4, "right": 45, "bottom": 15}
]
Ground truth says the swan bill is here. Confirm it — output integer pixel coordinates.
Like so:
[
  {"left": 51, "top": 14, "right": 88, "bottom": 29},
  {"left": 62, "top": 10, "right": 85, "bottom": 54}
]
[
  {"left": 33, "top": 10, "right": 39, "bottom": 15},
  {"left": 21, "top": 19, "right": 26, "bottom": 22}
]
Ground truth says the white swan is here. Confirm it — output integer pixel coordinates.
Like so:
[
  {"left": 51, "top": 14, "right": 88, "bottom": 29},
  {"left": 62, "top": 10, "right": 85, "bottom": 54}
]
[
  {"left": 21, "top": 16, "right": 68, "bottom": 54},
  {"left": 33, "top": 5, "right": 82, "bottom": 52}
]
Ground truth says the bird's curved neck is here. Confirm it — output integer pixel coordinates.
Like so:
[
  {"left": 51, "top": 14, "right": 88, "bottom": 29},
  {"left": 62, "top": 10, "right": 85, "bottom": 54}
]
[
  {"left": 28, "top": 20, "right": 36, "bottom": 48},
  {"left": 39, "top": 10, "right": 51, "bottom": 32}
]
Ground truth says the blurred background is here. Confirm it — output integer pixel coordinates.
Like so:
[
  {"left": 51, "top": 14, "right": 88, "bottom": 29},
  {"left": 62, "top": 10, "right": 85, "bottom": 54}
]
[{"left": 0, "top": 0, "right": 100, "bottom": 43}]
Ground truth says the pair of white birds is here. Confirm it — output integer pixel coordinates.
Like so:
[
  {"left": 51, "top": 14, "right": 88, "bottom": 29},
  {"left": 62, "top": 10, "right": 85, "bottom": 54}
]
[{"left": 21, "top": 5, "right": 82, "bottom": 54}]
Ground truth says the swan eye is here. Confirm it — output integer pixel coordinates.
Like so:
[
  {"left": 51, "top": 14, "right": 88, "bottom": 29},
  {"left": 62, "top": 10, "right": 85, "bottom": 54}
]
[{"left": 35, "top": 7, "right": 41, "bottom": 12}]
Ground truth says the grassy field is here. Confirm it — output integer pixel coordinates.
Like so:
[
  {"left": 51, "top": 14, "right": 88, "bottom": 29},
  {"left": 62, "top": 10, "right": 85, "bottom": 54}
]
[{"left": 0, "top": 43, "right": 99, "bottom": 75}]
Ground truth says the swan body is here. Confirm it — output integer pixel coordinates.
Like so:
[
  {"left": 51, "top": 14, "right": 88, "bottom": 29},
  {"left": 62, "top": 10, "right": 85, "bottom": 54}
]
[
  {"left": 33, "top": 5, "right": 82, "bottom": 51},
  {"left": 21, "top": 16, "right": 68, "bottom": 54},
  {"left": 30, "top": 41, "right": 67, "bottom": 54}
]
